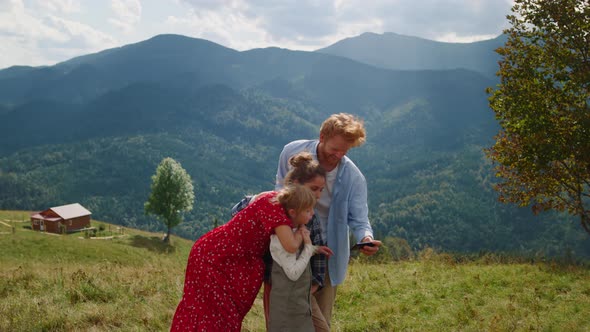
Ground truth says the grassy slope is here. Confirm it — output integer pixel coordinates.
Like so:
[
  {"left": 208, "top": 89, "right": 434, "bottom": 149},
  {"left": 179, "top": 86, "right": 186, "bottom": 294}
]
[{"left": 1, "top": 211, "right": 589, "bottom": 331}]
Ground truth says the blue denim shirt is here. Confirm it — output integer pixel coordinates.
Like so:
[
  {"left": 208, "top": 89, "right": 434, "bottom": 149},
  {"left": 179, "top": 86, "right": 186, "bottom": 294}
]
[{"left": 276, "top": 139, "right": 373, "bottom": 286}]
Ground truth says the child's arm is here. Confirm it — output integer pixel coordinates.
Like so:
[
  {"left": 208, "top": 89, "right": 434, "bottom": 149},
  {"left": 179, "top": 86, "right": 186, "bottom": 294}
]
[
  {"left": 270, "top": 234, "right": 316, "bottom": 281},
  {"left": 274, "top": 225, "right": 303, "bottom": 253}
]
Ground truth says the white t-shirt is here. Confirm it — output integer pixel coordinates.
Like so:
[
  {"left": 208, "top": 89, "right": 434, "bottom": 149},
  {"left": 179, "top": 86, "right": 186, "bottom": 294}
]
[{"left": 315, "top": 167, "right": 338, "bottom": 241}]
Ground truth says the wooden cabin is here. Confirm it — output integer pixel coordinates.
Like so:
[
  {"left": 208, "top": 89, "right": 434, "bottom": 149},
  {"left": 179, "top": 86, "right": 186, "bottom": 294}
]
[{"left": 30, "top": 203, "right": 91, "bottom": 234}]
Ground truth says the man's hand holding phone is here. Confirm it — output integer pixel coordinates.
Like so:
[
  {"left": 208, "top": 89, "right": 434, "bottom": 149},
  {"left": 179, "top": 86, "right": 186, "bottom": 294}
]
[
  {"left": 353, "top": 237, "right": 382, "bottom": 256},
  {"left": 351, "top": 242, "right": 375, "bottom": 250}
]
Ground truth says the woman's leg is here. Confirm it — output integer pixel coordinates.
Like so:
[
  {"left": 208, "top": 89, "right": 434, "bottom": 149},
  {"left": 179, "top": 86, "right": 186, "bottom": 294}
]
[{"left": 263, "top": 281, "right": 272, "bottom": 330}]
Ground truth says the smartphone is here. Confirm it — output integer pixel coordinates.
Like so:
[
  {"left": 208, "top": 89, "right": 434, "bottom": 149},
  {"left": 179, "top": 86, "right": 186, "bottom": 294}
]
[{"left": 351, "top": 241, "right": 375, "bottom": 250}]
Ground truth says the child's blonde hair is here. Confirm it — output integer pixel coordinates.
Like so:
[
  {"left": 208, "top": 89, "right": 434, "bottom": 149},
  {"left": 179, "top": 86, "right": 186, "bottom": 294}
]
[{"left": 275, "top": 184, "right": 316, "bottom": 214}]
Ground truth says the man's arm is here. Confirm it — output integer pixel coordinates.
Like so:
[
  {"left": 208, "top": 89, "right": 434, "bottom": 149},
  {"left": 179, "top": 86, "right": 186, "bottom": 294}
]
[
  {"left": 348, "top": 172, "right": 382, "bottom": 255},
  {"left": 275, "top": 145, "right": 291, "bottom": 191},
  {"left": 348, "top": 173, "right": 373, "bottom": 241},
  {"left": 230, "top": 195, "right": 254, "bottom": 217}
]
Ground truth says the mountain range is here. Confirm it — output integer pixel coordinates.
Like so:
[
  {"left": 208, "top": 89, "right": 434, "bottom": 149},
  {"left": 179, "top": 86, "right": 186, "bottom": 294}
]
[
  {"left": 1, "top": 32, "right": 588, "bottom": 257},
  {"left": 317, "top": 32, "right": 506, "bottom": 79}
]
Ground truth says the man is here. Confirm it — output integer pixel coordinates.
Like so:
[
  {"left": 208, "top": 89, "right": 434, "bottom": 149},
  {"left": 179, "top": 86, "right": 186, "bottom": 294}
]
[{"left": 276, "top": 113, "right": 382, "bottom": 329}]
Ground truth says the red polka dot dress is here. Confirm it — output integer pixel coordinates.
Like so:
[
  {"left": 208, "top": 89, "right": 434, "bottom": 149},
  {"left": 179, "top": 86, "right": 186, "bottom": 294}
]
[{"left": 171, "top": 191, "right": 291, "bottom": 331}]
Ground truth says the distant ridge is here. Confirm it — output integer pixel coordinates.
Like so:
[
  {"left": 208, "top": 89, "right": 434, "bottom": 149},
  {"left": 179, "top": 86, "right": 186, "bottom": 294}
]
[
  {"left": 57, "top": 34, "right": 238, "bottom": 68},
  {"left": 0, "top": 34, "right": 244, "bottom": 104},
  {"left": 316, "top": 32, "right": 506, "bottom": 78}
]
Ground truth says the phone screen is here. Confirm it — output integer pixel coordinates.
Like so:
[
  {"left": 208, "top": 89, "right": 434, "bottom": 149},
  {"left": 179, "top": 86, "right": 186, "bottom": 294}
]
[{"left": 351, "top": 242, "right": 375, "bottom": 250}]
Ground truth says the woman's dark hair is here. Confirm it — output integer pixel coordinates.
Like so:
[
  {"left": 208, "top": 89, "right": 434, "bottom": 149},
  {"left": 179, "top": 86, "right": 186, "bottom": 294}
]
[{"left": 284, "top": 152, "right": 326, "bottom": 185}]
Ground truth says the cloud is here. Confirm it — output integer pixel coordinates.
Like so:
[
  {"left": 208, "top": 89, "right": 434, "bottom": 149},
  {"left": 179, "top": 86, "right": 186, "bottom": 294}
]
[
  {"left": 36, "top": 0, "right": 81, "bottom": 13},
  {"left": 109, "top": 0, "right": 142, "bottom": 33},
  {"left": 176, "top": 0, "right": 513, "bottom": 49},
  {"left": 165, "top": 7, "right": 271, "bottom": 51},
  {"left": 0, "top": 0, "right": 515, "bottom": 68},
  {"left": 0, "top": 0, "right": 117, "bottom": 68},
  {"left": 368, "top": 0, "right": 513, "bottom": 41},
  {"left": 176, "top": 0, "right": 236, "bottom": 10},
  {"left": 243, "top": 1, "right": 340, "bottom": 38},
  {"left": 41, "top": 15, "right": 118, "bottom": 57}
]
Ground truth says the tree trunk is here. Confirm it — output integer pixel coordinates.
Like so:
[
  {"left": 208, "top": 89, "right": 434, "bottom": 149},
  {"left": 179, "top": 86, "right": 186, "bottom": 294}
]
[{"left": 163, "top": 222, "right": 171, "bottom": 243}]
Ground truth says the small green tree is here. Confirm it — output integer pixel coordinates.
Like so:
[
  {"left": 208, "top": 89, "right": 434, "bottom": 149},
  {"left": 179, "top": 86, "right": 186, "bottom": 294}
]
[
  {"left": 486, "top": 0, "right": 590, "bottom": 233},
  {"left": 145, "top": 157, "right": 195, "bottom": 243}
]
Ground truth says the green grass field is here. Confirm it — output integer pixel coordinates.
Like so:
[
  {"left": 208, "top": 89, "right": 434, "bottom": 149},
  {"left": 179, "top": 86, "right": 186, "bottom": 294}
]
[{"left": 1, "top": 211, "right": 589, "bottom": 331}]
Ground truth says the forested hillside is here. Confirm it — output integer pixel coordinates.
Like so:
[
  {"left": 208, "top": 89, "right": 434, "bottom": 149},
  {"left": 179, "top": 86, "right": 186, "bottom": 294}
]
[{"left": 0, "top": 33, "right": 588, "bottom": 257}]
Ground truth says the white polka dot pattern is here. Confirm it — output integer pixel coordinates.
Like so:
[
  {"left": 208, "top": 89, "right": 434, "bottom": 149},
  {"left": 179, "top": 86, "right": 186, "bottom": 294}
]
[{"left": 170, "top": 191, "right": 291, "bottom": 331}]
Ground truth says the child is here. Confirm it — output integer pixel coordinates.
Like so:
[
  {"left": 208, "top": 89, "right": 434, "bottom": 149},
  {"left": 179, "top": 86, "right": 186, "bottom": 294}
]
[
  {"left": 268, "top": 201, "right": 332, "bottom": 332},
  {"left": 171, "top": 184, "right": 318, "bottom": 332}
]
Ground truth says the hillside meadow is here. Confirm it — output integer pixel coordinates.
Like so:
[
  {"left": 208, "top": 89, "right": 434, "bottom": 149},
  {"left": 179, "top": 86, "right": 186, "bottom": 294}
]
[{"left": 1, "top": 210, "right": 589, "bottom": 331}]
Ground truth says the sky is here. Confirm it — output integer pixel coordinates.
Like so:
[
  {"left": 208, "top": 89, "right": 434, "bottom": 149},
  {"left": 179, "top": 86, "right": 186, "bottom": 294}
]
[{"left": 0, "top": 0, "right": 514, "bottom": 70}]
